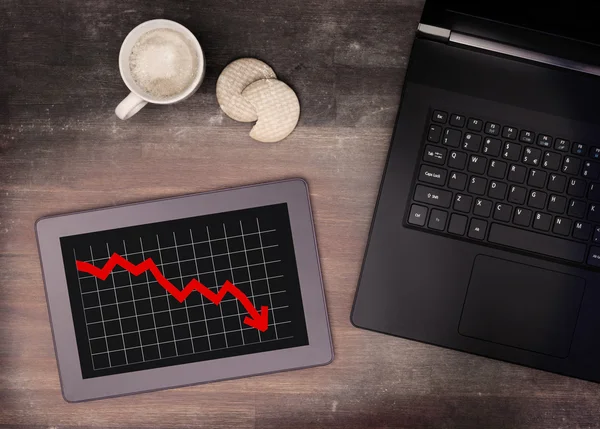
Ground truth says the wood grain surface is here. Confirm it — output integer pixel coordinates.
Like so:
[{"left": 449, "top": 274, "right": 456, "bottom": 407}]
[{"left": 1, "top": 1, "right": 600, "bottom": 428}]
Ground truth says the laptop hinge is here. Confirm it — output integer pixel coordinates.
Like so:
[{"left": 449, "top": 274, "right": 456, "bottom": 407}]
[
  {"left": 450, "top": 32, "right": 600, "bottom": 79},
  {"left": 417, "top": 23, "right": 450, "bottom": 42}
]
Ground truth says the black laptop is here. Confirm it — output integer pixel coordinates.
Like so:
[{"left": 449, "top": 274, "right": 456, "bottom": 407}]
[{"left": 352, "top": 1, "right": 600, "bottom": 382}]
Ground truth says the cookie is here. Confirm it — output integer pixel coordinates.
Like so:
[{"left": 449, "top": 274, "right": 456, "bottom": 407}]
[
  {"left": 241, "top": 79, "right": 300, "bottom": 143},
  {"left": 216, "top": 58, "right": 277, "bottom": 122}
]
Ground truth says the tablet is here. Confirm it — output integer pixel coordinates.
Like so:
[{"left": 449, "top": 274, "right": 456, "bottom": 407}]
[{"left": 36, "top": 179, "right": 332, "bottom": 402}]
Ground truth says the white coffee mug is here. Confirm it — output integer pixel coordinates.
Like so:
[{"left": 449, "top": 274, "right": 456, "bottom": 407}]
[{"left": 115, "top": 19, "right": 205, "bottom": 120}]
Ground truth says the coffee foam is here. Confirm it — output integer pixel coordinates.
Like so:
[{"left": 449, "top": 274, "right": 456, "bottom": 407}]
[{"left": 129, "top": 28, "right": 198, "bottom": 99}]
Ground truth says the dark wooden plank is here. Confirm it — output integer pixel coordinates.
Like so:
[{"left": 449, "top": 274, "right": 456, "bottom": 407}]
[{"left": 3, "top": 0, "right": 600, "bottom": 428}]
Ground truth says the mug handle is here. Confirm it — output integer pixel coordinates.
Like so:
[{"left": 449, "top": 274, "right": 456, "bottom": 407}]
[{"left": 115, "top": 92, "right": 147, "bottom": 120}]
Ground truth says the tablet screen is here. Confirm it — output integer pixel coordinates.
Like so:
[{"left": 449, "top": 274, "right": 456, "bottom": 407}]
[{"left": 60, "top": 203, "right": 309, "bottom": 379}]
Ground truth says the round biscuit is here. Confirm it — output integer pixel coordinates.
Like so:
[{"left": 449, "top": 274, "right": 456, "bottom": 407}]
[
  {"left": 242, "top": 79, "right": 300, "bottom": 143},
  {"left": 216, "top": 58, "right": 277, "bottom": 122}
]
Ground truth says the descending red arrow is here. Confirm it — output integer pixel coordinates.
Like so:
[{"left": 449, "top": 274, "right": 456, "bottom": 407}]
[{"left": 75, "top": 253, "right": 269, "bottom": 332}]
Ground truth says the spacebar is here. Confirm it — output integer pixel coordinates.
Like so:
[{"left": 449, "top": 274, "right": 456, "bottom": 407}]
[{"left": 488, "top": 224, "right": 586, "bottom": 263}]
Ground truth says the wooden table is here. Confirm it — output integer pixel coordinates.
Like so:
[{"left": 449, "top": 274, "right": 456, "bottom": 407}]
[{"left": 2, "top": 1, "right": 600, "bottom": 427}]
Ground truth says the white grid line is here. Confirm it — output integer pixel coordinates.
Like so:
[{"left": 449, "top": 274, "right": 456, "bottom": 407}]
[
  {"left": 80, "top": 232, "right": 277, "bottom": 262},
  {"left": 79, "top": 221, "right": 291, "bottom": 371},
  {"left": 77, "top": 257, "right": 281, "bottom": 279},
  {"left": 173, "top": 232, "right": 196, "bottom": 354},
  {"left": 106, "top": 243, "right": 129, "bottom": 365},
  {"left": 190, "top": 229, "right": 212, "bottom": 351},
  {"left": 156, "top": 235, "right": 179, "bottom": 356},
  {"left": 223, "top": 224, "right": 245, "bottom": 344},
  {"left": 206, "top": 226, "right": 228, "bottom": 348},
  {"left": 140, "top": 237, "right": 162, "bottom": 359},
  {"left": 80, "top": 273, "right": 284, "bottom": 296},
  {"left": 257, "top": 218, "right": 279, "bottom": 339},
  {"left": 74, "top": 248, "right": 98, "bottom": 370},
  {"left": 240, "top": 221, "right": 262, "bottom": 342},
  {"left": 90, "top": 335, "right": 294, "bottom": 370},
  {"left": 89, "top": 246, "right": 112, "bottom": 367},
  {"left": 89, "top": 310, "right": 291, "bottom": 340},
  {"left": 123, "top": 240, "right": 145, "bottom": 361},
  {"left": 84, "top": 289, "right": 286, "bottom": 314}
]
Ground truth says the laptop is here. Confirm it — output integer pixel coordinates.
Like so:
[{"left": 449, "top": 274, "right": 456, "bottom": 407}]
[{"left": 352, "top": 0, "right": 600, "bottom": 382}]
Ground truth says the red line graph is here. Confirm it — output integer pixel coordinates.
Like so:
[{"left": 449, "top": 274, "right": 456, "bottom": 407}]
[{"left": 76, "top": 253, "right": 269, "bottom": 332}]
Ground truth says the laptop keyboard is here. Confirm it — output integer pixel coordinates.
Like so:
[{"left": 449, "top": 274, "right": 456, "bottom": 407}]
[{"left": 406, "top": 109, "right": 600, "bottom": 268}]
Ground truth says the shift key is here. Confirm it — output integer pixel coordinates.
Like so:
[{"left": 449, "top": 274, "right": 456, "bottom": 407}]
[{"left": 414, "top": 185, "right": 452, "bottom": 208}]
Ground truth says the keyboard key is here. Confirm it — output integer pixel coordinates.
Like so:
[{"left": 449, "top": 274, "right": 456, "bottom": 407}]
[
  {"left": 567, "top": 178, "right": 586, "bottom": 197},
  {"left": 547, "top": 174, "right": 567, "bottom": 192},
  {"left": 448, "top": 214, "right": 468, "bottom": 235},
  {"left": 513, "top": 207, "right": 532, "bottom": 227},
  {"left": 527, "top": 169, "right": 547, "bottom": 188},
  {"left": 533, "top": 212, "right": 552, "bottom": 231},
  {"left": 548, "top": 195, "right": 567, "bottom": 214},
  {"left": 593, "top": 226, "right": 600, "bottom": 243},
  {"left": 449, "top": 171, "right": 468, "bottom": 190},
  {"left": 473, "top": 198, "right": 493, "bottom": 217},
  {"left": 419, "top": 165, "right": 447, "bottom": 186},
  {"left": 428, "top": 125, "right": 442, "bottom": 143},
  {"left": 554, "top": 138, "right": 570, "bottom": 152},
  {"left": 537, "top": 134, "right": 552, "bottom": 148},
  {"left": 542, "top": 152, "right": 561, "bottom": 171},
  {"left": 507, "top": 164, "right": 527, "bottom": 183},
  {"left": 589, "top": 204, "right": 600, "bottom": 222},
  {"left": 432, "top": 110, "right": 448, "bottom": 123},
  {"left": 449, "top": 114, "right": 466, "bottom": 128},
  {"left": 469, "top": 176, "right": 487, "bottom": 195},
  {"left": 582, "top": 161, "right": 600, "bottom": 180},
  {"left": 488, "top": 159, "right": 507, "bottom": 179},
  {"left": 553, "top": 217, "right": 572, "bottom": 236},
  {"left": 572, "top": 142, "right": 587, "bottom": 156},
  {"left": 587, "top": 247, "right": 600, "bottom": 267},
  {"left": 502, "top": 126, "right": 517, "bottom": 140},
  {"left": 482, "top": 137, "right": 502, "bottom": 157},
  {"left": 573, "top": 221, "right": 591, "bottom": 241},
  {"left": 508, "top": 185, "right": 527, "bottom": 205},
  {"left": 428, "top": 209, "right": 448, "bottom": 231},
  {"left": 423, "top": 145, "right": 447, "bottom": 165},
  {"left": 443, "top": 128, "right": 461, "bottom": 147},
  {"left": 467, "top": 118, "right": 483, "bottom": 131},
  {"left": 448, "top": 151, "right": 467, "bottom": 169},
  {"left": 522, "top": 146, "right": 541, "bottom": 166},
  {"left": 485, "top": 122, "right": 500, "bottom": 136},
  {"left": 568, "top": 199, "right": 587, "bottom": 218},
  {"left": 493, "top": 203, "right": 512, "bottom": 222},
  {"left": 503, "top": 142, "right": 521, "bottom": 161},
  {"left": 519, "top": 130, "right": 534, "bottom": 144},
  {"left": 408, "top": 204, "right": 428, "bottom": 226},
  {"left": 489, "top": 224, "right": 586, "bottom": 263},
  {"left": 528, "top": 190, "right": 547, "bottom": 209},
  {"left": 468, "top": 218, "right": 488, "bottom": 240},
  {"left": 414, "top": 185, "right": 452, "bottom": 208},
  {"left": 589, "top": 183, "right": 600, "bottom": 202},
  {"left": 463, "top": 133, "right": 482, "bottom": 152},
  {"left": 454, "top": 194, "right": 472, "bottom": 213},
  {"left": 488, "top": 181, "right": 507, "bottom": 200},
  {"left": 467, "top": 155, "right": 487, "bottom": 174},
  {"left": 590, "top": 147, "right": 600, "bottom": 160}
]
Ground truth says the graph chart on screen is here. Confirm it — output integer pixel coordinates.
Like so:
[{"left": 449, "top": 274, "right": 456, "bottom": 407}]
[
  {"left": 76, "top": 253, "right": 269, "bottom": 331},
  {"left": 60, "top": 203, "right": 309, "bottom": 379}
]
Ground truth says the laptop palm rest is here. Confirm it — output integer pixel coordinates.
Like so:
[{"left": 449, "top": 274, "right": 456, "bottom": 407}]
[{"left": 459, "top": 255, "right": 585, "bottom": 358}]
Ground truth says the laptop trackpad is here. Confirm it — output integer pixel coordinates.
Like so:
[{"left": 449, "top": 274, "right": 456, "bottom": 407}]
[{"left": 459, "top": 255, "right": 585, "bottom": 358}]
